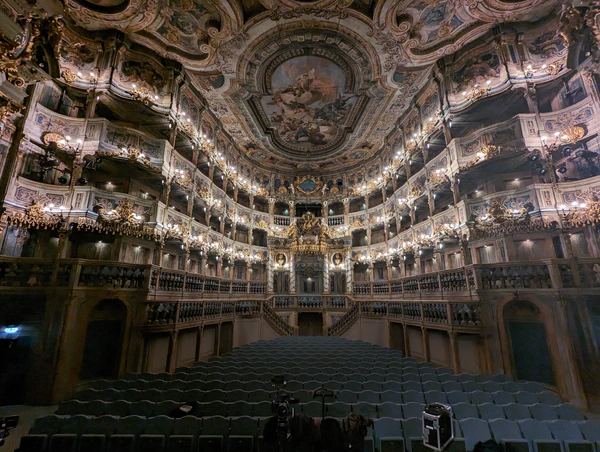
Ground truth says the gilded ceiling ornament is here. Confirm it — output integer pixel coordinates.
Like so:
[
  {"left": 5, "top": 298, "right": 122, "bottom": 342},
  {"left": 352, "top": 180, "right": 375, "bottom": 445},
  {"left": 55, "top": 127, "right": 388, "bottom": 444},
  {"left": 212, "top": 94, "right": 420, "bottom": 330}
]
[
  {"left": 560, "top": 125, "right": 585, "bottom": 144},
  {"left": 0, "top": 92, "right": 24, "bottom": 122},
  {"left": 61, "top": 68, "right": 77, "bottom": 83},
  {"left": 3, "top": 202, "right": 63, "bottom": 230},
  {"left": 558, "top": 4, "right": 585, "bottom": 47},
  {"left": 96, "top": 199, "right": 145, "bottom": 227},
  {"left": 543, "top": 62, "right": 562, "bottom": 76},
  {"left": 428, "top": 170, "right": 450, "bottom": 187},
  {"left": 287, "top": 213, "right": 331, "bottom": 255},
  {"left": 294, "top": 175, "right": 323, "bottom": 196},
  {"left": 42, "top": 132, "right": 67, "bottom": 149},
  {"left": 561, "top": 190, "right": 600, "bottom": 229}
]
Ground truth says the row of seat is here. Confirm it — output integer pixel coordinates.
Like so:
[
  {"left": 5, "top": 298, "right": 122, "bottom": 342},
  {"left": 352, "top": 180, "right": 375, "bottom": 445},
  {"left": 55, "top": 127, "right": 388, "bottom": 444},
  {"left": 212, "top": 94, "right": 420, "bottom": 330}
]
[
  {"left": 165, "top": 369, "right": 517, "bottom": 382},
  {"left": 20, "top": 414, "right": 263, "bottom": 452},
  {"left": 20, "top": 414, "right": 600, "bottom": 452},
  {"left": 89, "top": 377, "right": 552, "bottom": 395},
  {"left": 57, "top": 399, "right": 585, "bottom": 421},
  {"left": 70, "top": 387, "right": 562, "bottom": 405}
]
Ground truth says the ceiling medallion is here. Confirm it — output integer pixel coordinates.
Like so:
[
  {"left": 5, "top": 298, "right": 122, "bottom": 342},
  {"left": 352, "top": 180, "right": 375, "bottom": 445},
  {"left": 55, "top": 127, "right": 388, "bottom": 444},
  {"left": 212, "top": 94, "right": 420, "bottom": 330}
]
[{"left": 294, "top": 175, "right": 323, "bottom": 196}]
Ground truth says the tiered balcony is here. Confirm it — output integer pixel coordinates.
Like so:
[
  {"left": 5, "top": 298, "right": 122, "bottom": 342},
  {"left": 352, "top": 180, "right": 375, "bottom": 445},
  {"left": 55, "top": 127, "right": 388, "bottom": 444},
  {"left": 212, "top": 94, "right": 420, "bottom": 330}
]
[
  {"left": 15, "top": 95, "right": 600, "bottom": 255},
  {"left": 0, "top": 257, "right": 266, "bottom": 296},
  {"left": 352, "top": 258, "right": 600, "bottom": 297}
]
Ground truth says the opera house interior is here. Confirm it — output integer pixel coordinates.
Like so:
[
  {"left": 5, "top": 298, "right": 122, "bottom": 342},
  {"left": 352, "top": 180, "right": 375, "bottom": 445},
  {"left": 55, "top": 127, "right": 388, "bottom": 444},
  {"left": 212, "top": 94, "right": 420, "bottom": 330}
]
[{"left": 0, "top": 0, "right": 600, "bottom": 450}]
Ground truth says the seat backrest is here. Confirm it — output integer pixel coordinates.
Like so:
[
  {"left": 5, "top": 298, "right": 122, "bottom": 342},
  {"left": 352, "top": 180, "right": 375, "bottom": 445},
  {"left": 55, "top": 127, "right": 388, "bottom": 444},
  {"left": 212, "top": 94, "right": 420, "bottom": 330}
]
[
  {"left": 514, "top": 391, "right": 539, "bottom": 405},
  {"left": 402, "top": 417, "right": 423, "bottom": 439},
  {"left": 503, "top": 403, "right": 531, "bottom": 421},
  {"left": 377, "top": 402, "right": 402, "bottom": 419},
  {"left": 59, "top": 415, "right": 91, "bottom": 434},
  {"left": 201, "top": 416, "right": 231, "bottom": 437},
  {"left": 83, "top": 415, "right": 118, "bottom": 435},
  {"left": 144, "top": 415, "right": 174, "bottom": 435},
  {"left": 546, "top": 420, "right": 585, "bottom": 441},
  {"left": 374, "top": 417, "right": 401, "bottom": 438},
  {"left": 380, "top": 390, "right": 403, "bottom": 403},
  {"left": 403, "top": 390, "right": 425, "bottom": 404},
  {"left": 230, "top": 416, "right": 259, "bottom": 437},
  {"left": 470, "top": 391, "right": 494, "bottom": 405},
  {"left": 493, "top": 391, "right": 516, "bottom": 405},
  {"left": 578, "top": 420, "right": 600, "bottom": 441},
  {"left": 489, "top": 418, "right": 523, "bottom": 441},
  {"left": 172, "top": 415, "right": 203, "bottom": 436},
  {"left": 424, "top": 390, "right": 448, "bottom": 405},
  {"left": 530, "top": 404, "right": 559, "bottom": 421},
  {"left": 517, "top": 419, "right": 553, "bottom": 439},
  {"left": 402, "top": 402, "right": 425, "bottom": 419},
  {"left": 556, "top": 404, "right": 585, "bottom": 421},
  {"left": 478, "top": 403, "right": 505, "bottom": 420},
  {"left": 447, "top": 391, "right": 470, "bottom": 405},
  {"left": 459, "top": 418, "right": 493, "bottom": 451},
  {"left": 113, "top": 415, "right": 147, "bottom": 436},
  {"left": 452, "top": 403, "right": 479, "bottom": 420}
]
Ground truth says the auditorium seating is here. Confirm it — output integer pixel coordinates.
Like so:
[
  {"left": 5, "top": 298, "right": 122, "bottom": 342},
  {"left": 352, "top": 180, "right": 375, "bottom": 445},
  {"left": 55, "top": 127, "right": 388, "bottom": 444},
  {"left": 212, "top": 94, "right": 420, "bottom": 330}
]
[{"left": 18, "top": 336, "right": 598, "bottom": 452}]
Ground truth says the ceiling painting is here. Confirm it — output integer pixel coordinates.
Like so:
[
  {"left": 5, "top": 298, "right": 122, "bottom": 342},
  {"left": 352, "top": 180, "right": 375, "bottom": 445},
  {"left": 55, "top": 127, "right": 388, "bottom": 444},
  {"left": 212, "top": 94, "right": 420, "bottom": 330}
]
[
  {"left": 259, "top": 55, "right": 358, "bottom": 152},
  {"left": 61, "top": 0, "right": 561, "bottom": 178}
]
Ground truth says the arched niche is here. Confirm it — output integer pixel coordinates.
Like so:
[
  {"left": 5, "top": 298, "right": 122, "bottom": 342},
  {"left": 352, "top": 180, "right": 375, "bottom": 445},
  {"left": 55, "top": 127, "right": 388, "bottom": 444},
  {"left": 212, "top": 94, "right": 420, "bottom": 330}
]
[
  {"left": 80, "top": 298, "right": 127, "bottom": 380},
  {"left": 502, "top": 299, "right": 556, "bottom": 386}
]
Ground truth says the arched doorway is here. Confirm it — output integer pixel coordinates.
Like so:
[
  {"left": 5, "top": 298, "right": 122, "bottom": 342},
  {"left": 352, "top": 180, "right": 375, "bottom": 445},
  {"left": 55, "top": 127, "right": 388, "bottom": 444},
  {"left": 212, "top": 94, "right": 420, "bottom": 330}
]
[
  {"left": 80, "top": 299, "right": 127, "bottom": 380},
  {"left": 503, "top": 299, "right": 556, "bottom": 386}
]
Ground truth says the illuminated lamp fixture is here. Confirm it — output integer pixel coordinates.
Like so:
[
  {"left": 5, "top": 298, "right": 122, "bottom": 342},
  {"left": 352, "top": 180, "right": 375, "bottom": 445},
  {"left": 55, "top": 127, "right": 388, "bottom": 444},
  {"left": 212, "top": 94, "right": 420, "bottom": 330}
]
[
  {"left": 42, "top": 132, "right": 84, "bottom": 155},
  {"left": 524, "top": 64, "right": 535, "bottom": 78}
]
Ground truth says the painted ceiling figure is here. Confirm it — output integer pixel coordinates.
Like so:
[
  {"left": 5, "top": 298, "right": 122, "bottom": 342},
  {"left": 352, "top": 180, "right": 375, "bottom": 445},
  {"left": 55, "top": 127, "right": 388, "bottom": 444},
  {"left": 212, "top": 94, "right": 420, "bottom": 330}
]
[{"left": 265, "top": 58, "right": 354, "bottom": 147}]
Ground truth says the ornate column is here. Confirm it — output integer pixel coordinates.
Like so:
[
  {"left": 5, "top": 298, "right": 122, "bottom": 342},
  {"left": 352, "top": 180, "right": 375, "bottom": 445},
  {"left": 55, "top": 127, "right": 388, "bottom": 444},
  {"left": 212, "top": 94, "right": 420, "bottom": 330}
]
[
  {"left": 450, "top": 178, "right": 460, "bottom": 205},
  {"left": 460, "top": 240, "right": 472, "bottom": 265},
  {"left": 345, "top": 251, "right": 353, "bottom": 294},
  {"left": 216, "top": 259, "right": 223, "bottom": 278},
  {"left": 186, "top": 191, "right": 194, "bottom": 217},
  {"left": 184, "top": 248, "right": 191, "bottom": 272},
  {"left": 289, "top": 253, "right": 296, "bottom": 294},
  {"left": 268, "top": 197, "right": 275, "bottom": 227},
  {"left": 155, "top": 242, "right": 165, "bottom": 266},
  {"left": 323, "top": 252, "right": 330, "bottom": 294},
  {"left": 322, "top": 200, "right": 329, "bottom": 219},
  {"left": 199, "top": 255, "right": 207, "bottom": 275},
  {"left": 267, "top": 252, "right": 275, "bottom": 293},
  {"left": 233, "top": 186, "right": 239, "bottom": 203},
  {"left": 386, "top": 259, "right": 393, "bottom": 281},
  {"left": 428, "top": 191, "right": 435, "bottom": 217},
  {"left": 289, "top": 200, "right": 296, "bottom": 218},
  {"left": 57, "top": 229, "right": 72, "bottom": 259}
]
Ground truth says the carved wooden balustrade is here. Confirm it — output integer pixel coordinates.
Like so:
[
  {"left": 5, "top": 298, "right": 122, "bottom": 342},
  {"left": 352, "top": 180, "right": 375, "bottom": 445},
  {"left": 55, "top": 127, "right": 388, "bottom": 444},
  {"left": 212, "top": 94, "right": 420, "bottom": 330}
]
[
  {"left": 327, "top": 299, "right": 484, "bottom": 337},
  {"left": 150, "top": 266, "right": 266, "bottom": 296},
  {"left": 352, "top": 259, "right": 600, "bottom": 297},
  {"left": 0, "top": 258, "right": 266, "bottom": 296},
  {"left": 270, "top": 295, "right": 351, "bottom": 311}
]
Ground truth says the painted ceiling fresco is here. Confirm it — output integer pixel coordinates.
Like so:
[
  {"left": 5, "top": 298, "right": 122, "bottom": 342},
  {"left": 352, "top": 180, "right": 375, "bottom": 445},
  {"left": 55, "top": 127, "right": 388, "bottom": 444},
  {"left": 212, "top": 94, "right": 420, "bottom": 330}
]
[
  {"left": 63, "top": 0, "right": 559, "bottom": 174},
  {"left": 259, "top": 56, "right": 357, "bottom": 152}
]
